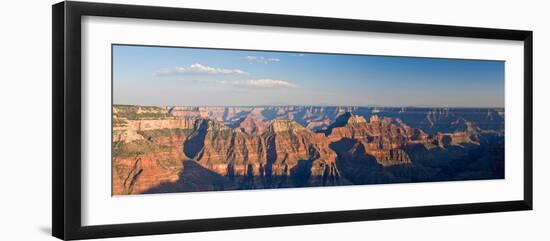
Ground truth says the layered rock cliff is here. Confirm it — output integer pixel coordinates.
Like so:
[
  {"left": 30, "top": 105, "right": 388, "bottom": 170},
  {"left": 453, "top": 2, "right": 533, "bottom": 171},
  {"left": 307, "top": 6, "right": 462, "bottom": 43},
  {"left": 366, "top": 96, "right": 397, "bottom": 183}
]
[
  {"left": 181, "top": 118, "right": 346, "bottom": 189},
  {"left": 112, "top": 105, "right": 505, "bottom": 195},
  {"left": 326, "top": 113, "right": 421, "bottom": 166}
]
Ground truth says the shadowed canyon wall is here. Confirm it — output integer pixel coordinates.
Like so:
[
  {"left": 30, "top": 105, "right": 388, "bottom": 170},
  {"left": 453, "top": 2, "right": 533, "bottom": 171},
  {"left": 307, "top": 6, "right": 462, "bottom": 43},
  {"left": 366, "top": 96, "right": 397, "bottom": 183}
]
[{"left": 112, "top": 105, "right": 504, "bottom": 195}]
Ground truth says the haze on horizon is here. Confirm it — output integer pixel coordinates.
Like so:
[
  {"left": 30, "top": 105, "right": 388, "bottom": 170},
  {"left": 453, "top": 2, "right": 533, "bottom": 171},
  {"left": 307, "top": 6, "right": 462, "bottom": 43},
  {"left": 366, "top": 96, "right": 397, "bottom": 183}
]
[{"left": 113, "top": 45, "right": 505, "bottom": 108}]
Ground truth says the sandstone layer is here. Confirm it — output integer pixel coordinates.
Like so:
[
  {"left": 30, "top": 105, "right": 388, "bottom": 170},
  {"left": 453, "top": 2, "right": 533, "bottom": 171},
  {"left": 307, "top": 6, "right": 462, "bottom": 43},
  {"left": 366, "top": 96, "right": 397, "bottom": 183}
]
[{"left": 112, "top": 105, "right": 505, "bottom": 195}]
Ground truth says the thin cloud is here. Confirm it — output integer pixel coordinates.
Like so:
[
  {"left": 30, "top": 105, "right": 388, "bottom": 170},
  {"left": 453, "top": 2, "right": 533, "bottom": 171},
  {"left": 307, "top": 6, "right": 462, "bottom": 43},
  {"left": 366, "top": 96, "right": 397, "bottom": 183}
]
[
  {"left": 221, "top": 79, "right": 298, "bottom": 88},
  {"left": 291, "top": 53, "right": 305, "bottom": 57},
  {"left": 243, "top": 56, "right": 280, "bottom": 64},
  {"left": 154, "top": 63, "right": 247, "bottom": 76}
]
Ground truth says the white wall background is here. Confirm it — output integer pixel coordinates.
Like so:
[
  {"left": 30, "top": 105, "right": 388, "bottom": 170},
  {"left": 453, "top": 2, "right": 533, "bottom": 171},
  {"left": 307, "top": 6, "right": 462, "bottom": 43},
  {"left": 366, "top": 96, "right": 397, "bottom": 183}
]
[{"left": 0, "top": 0, "right": 547, "bottom": 240}]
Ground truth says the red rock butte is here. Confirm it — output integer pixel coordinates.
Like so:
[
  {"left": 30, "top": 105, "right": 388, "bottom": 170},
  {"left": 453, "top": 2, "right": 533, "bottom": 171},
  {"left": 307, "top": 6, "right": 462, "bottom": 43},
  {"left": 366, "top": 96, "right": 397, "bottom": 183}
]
[{"left": 111, "top": 105, "right": 505, "bottom": 195}]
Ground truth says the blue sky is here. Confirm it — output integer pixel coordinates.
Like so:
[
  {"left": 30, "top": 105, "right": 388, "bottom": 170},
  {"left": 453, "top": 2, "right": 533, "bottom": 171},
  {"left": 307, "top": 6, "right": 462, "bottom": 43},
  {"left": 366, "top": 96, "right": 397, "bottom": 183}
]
[{"left": 113, "top": 45, "right": 504, "bottom": 107}]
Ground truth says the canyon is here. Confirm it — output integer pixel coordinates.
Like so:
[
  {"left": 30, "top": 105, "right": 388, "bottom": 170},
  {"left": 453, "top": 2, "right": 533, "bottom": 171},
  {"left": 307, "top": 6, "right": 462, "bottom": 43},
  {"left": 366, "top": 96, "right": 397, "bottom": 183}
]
[{"left": 112, "top": 105, "right": 505, "bottom": 195}]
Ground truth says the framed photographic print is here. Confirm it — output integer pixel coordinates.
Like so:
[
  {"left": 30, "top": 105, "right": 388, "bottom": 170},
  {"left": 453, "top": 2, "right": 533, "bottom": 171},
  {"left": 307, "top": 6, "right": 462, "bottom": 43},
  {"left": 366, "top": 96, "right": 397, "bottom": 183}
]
[{"left": 52, "top": 1, "right": 533, "bottom": 240}]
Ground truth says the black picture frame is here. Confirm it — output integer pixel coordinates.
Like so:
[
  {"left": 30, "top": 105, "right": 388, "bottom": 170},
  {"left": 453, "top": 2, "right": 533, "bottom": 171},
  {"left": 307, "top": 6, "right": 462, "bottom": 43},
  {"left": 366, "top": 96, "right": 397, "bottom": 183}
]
[{"left": 52, "top": 1, "right": 533, "bottom": 240}]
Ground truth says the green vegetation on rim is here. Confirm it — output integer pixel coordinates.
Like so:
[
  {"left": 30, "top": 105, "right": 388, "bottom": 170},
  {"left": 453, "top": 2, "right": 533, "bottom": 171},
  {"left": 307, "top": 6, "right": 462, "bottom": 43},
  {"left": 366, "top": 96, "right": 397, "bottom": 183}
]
[{"left": 113, "top": 105, "right": 173, "bottom": 120}]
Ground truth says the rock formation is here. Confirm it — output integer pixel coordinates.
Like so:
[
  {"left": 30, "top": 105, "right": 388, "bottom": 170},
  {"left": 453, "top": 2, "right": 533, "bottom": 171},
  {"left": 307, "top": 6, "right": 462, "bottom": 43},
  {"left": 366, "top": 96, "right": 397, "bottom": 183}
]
[{"left": 111, "top": 105, "right": 505, "bottom": 195}]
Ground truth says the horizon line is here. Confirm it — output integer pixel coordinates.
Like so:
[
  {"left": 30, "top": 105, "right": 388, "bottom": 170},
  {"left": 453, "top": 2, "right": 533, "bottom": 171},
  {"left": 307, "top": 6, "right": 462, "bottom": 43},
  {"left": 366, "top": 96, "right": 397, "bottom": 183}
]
[{"left": 112, "top": 103, "right": 505, "bottom": 109}]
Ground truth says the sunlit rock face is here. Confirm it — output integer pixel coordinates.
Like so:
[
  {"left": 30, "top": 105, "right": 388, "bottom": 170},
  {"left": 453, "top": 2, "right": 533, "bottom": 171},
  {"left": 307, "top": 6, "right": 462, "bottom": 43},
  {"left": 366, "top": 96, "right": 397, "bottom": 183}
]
[{"left": 112, "top": 105, "right": 505, "bottom": 195}]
